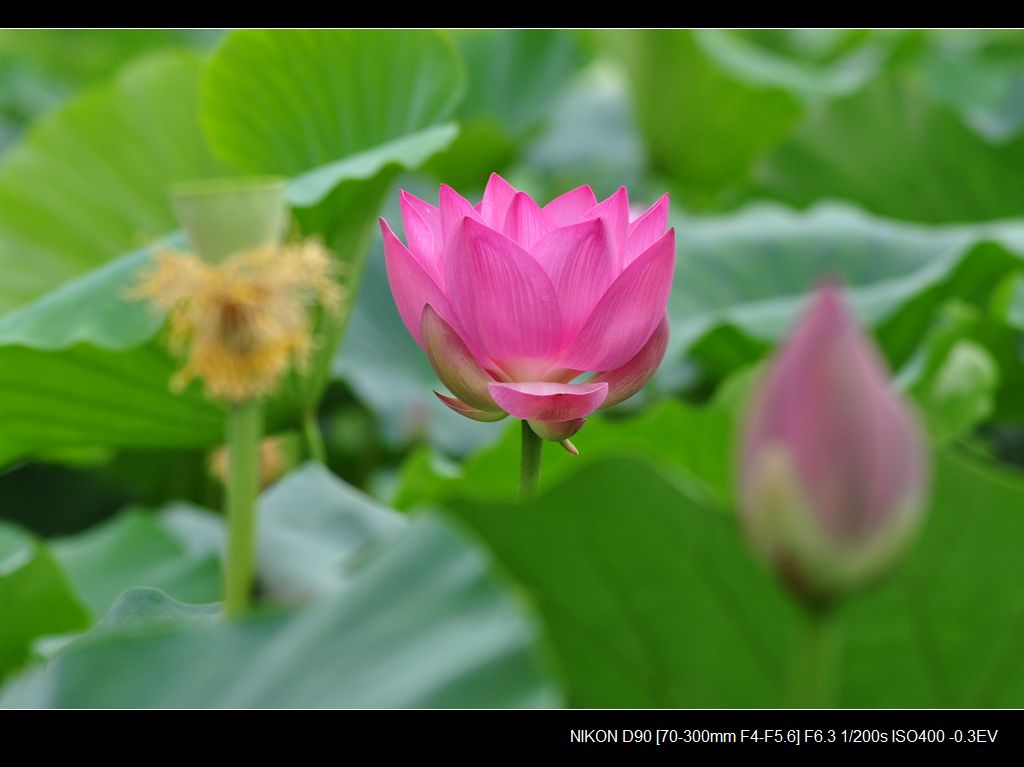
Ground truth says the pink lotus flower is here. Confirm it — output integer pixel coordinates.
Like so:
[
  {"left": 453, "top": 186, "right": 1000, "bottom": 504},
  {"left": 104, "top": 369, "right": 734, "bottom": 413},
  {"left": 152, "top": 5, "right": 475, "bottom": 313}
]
[
  {"left": 381, "top": 173, "right": 674, "bottom": 446},
  {"left": 740, "top": 285, "right": 928, "bottom": 600}
]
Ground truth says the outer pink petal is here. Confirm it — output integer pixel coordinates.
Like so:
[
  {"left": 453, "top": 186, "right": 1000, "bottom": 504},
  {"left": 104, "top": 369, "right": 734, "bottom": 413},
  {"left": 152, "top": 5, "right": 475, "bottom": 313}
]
[
  {"left": 479, "top": 172, "right": 519, "bottom": 228},
  {"left": 531, "top": 219, "right": 615, "bottom": 342},
  {"left": 626, "top": 193, "right": 669, "bottom": 265},
  {"left": 543, "top": 185, "right": 598, "bottom": 227},
  {"left": 488, "top": 381, "right": 609, "bottom": 421},
  {"left": 584, "top": 187, "right": 630, "bottom": 269},
  {"left": 558, "top": 228, "right": 675, "bottom": 372},
  {"left": 435, "top": 392, "right": 508, "bottom": 422},
  {"left": 399, "top": 191, "right": 444, "bottom": 285},
  {"left": 503, "top": 191, "right": 552, "bottom": 250},
  {"left": 446, "top": 217, "right": 563, "bottom": 362},
  {"left": 420, "top": 304, "right": 500, "bottom": 412},
  {"left": 399, "top": 190, "right": 441, "bottom": 239},
  {"left": 439, "top": 184, "right": 483, "bottom": 242},
  {"left": 381, "top": 218, "right": 451, "bottom": 348},
  {"left": 589, "top": 314, "right": 669, "bottom": 408}
]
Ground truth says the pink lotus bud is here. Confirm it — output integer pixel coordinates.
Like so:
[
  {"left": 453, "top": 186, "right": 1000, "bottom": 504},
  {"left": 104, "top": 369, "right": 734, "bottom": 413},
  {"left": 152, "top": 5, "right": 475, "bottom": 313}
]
[
  {"left": 381, "top": 174, "right": 674, "bottom": 444},
  {"left": 740, "top": 285, "right": 929, "bottom": 601}
]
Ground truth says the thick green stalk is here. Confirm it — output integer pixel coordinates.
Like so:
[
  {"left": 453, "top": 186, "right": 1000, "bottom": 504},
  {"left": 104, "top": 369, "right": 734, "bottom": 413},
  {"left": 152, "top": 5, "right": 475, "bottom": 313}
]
[
  {"left": 302, "top": 409, "right": 327, "bottom": 464},
  {"left": 801, "top": 605, "right": 836, "bottom": 707},
  {"left": 224, "top": 400, "right": 263, "bottom": 618},
  {"left": 519, "top": 421, "right": 543, "bottom": 499}
]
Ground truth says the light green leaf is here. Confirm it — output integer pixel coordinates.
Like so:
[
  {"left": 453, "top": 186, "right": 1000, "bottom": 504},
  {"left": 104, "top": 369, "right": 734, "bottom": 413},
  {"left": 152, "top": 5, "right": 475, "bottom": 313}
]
[
  {"left": 0, "top": 521, "right": 31, "bottom": 561},
  {"left": 609, "top": 29, "right": 803, "bottom": 208},
  {"left": 920, "top": 30, "right": 1024, "bottom": 143},
  {"left": 669, "top": 203, "right": 1024, "bottom": 385},
  {"left": 51, "top": 512, "right": 220, "bottom": 620},
  {"left": 255, "top": 463, "right": 405, "bottom": 601},
  {"left": 755, "top": 78, "right": 1024, "bottom": 223},
  {"left": 200, "top": 30, "right": 463, "bottom": 177},
  {"left": 0, "top": 248, "right": 223, "bottom": 466},
  {"left": 900, "top": 301, "right": 1000, "bottom": 441},
  {"left": 200, "top": 29, "right": 465, "bottom": 410},
  {"left": 0, "top": 249, "right": 158, "bottom": 351},
  {"left": 427, "top": 29, "right": 584, "bottom": 187},
  {"left": 522, "top": 63, "right": 646, "bottom": 198},
  {"left": 696, "top": 29, "right": 890, "bottom": 101},
  {"left": 2, "top": 516, "right": 559, "bottom": 708},
  {"left": 286, "top": 124, "right": 458, "bottom": 208},
  {"left": 921, "top": 341, "right": 999, "bottom": 441},
  {"left": 162, "top": 462, "right": 406, "bottom": 603},
  {"left": 0, "top": 30, "right": 463, "bottom": 466},
  {"left": 994, "top": 272, "right": 1024, "bottom": 332},
  {"left": 0, "top": 51, "right": 224, "bottom": 313}
]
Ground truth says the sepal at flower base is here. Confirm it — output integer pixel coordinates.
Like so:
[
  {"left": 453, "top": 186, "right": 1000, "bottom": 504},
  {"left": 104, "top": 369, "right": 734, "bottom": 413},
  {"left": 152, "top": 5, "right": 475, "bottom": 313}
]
[
  {"left": 743, "top": 444, "right": 923, "bottom": 601},
  {"left": 528, "top": 418, "right": 585, "bottom": 455}
]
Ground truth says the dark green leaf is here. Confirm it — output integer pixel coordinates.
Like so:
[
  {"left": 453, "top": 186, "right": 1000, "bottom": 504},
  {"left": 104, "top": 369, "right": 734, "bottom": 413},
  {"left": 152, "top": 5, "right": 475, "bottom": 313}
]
[
  {"left": 446, "top": 451, "right": 1024, "bottom": 707},
  {"left": 0, "top": 541, "right": 90, "bottom": 681}
]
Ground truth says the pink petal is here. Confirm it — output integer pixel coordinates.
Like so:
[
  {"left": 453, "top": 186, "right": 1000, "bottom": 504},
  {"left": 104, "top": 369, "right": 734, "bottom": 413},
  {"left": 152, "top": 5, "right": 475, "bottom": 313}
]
[
  {"left": 399, "top": 190, "right": 441, "bottom": 237},
  {"left": 543, "top": 185, "right": 598, "bottom": 227},
  {"left": 420, "top": 304, "right": 500, "bottom": 412},
  {"left": 435, "top": 391, "right": 508, "bottom": 423},
  {"left": 590, "top": 314, "right": 669, "bottom": 408},
  {"left": 381, "top": 218, "right": 451, "bottom": 347},
  {"left": 439, "top": 184, "right": 483, "bottom": 242},
  {"left": 488, "top": 381, "right": 609, "bottom": 421},
  {"left": 626, "top": 194, "right": 669, "bottom": 265},
  {"left": 503, "top": 191, "right": 552, "bottom": 250},
  {"left": 584, "top": 187, "right": 630, "bottom": 269},
  {"left": 558, "top": 228, "right": 675, "bottom": 372},
  {"left": 445, "top": 217, "right": 563, "bottom": 363},
  {"left": 400, "top": 191, "right": 444, "bottom": 285},
  {"left": 479, "top": 173, "right": 519, "bottom": 228},
  {"left": 532, "top": 219, "right": 616, "bottom": 342},
  {"left": 743, "top": 286, "right": 927, "bottom": 544}
]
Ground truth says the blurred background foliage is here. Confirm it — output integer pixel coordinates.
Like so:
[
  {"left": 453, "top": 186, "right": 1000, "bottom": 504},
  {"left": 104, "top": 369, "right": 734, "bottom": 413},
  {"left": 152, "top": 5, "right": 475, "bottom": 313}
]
[{"left": 1, "top": 29, "right": 1024, "bottom": 708}]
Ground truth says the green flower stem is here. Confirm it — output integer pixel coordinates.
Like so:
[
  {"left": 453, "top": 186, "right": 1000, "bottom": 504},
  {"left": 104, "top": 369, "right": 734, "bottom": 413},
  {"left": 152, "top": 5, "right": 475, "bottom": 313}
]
[
  {"left": 302, "top": 409, "right": 327, "bottom": 464},
  {"left": 224, "top": 399, "right": 263, "bottom": 618},
  {"left": 801, "top": 604, "right": 836, "bottom": 708},
  {"left": 519, "top": 421, "right": 543, "bottom": 499}
]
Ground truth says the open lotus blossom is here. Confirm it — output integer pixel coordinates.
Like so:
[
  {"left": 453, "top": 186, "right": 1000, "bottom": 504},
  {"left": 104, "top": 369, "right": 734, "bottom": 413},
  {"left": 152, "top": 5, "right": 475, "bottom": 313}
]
[
  {"left": 740, "top": 285, "right": 929, "bottom": 601},
  {"left": 381, "top": 174, "right": 674, "bottom": 450}
]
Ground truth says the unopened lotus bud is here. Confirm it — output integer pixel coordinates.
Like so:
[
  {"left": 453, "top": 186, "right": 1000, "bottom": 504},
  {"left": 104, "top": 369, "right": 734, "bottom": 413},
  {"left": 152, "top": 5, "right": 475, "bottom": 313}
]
[{"left": 739, "top": 285, "right": 929, "bottom": 602}]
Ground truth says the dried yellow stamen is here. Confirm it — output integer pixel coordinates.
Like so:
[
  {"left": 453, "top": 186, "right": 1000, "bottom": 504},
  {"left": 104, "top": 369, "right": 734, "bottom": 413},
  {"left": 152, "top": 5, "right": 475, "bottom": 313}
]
[{"left": 130, "top": 240, "right": 342, "bottom": 403}]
